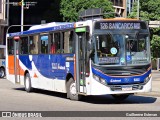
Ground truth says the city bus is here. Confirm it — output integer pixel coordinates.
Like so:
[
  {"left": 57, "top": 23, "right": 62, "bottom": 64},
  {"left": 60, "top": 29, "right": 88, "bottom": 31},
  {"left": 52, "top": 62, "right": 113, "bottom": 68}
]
[
  {"left": 0, "top": 45, "right": 6, "bottom": 78},
  {"left": 6, "top": 10, "right": 151, "bottom": 101}
]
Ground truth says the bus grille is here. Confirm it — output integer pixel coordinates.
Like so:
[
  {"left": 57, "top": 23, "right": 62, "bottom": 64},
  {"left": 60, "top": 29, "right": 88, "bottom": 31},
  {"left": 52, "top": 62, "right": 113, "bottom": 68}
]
[{"left": 110, "top": 84, "right": 143, "bottom": 91}]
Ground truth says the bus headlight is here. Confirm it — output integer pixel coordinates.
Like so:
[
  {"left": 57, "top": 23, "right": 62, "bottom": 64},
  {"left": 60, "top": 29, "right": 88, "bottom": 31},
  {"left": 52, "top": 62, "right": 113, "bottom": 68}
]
[
  {"left": 100, "top": 78, "right": 107, "bottom": 85},
  {"left": 93, "top": 74, "right": 100, "bottom": 82},
  {"left": 93, "top": 74, "right": 107, "bottom": 85},
  {"left": 144, "top": 74, "right": 151, "bottom": 84}
]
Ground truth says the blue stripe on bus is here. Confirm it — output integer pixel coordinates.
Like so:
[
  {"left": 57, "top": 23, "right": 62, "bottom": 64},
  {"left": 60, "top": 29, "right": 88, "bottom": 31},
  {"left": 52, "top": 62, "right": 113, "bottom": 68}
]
[
  {"left": 19, "top": 54, "right": 74, "bottom": 80},
  {"left": 19, "top": 55, "right": 32, "bottom": 70},
  {"left": 92, "top": 67, "right": 151, "bottom": 85}
]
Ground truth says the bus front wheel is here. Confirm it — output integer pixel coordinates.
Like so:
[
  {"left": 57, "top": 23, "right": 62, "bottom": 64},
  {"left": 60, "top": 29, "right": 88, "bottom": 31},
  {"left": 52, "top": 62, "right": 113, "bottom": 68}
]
[
  {"left": 67, "top": 78, "right": 81, "bottom": 101},
  {"left": 24, "top": 73, "right": 33, "bottom": 92}
]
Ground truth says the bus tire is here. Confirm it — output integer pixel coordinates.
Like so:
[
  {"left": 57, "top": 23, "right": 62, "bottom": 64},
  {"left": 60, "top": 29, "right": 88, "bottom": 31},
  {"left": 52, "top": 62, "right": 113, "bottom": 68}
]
[
  {"left": 67, "top": 78, "right": 81, "bottom": 101},
  {"left": 0, "top": 67, "right": 5, "bottom": 78},
  {"left": 112, "top": 94, "right": 130, "bottom": 101},
  {"left": 24, "top": 73, "right": 33, "bottom": 92}
]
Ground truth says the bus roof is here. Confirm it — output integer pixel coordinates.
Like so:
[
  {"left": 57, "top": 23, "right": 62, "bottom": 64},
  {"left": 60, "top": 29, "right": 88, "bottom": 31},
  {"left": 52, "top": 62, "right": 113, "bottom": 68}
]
[
  {"left": 8, "top": 22, "right": 75, "bottom": 37},
  {"left": 103, "top": 17, "right": 140, "bottom": 21},
  {"left": 7, "top": 18, "right": 146, "bottom": 38}
]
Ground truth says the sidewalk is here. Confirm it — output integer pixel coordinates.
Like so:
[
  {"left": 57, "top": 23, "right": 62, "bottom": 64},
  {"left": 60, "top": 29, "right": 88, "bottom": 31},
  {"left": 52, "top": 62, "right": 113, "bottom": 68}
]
[{"left": 137, "top": 70, "right": 160, "bottom": 97}]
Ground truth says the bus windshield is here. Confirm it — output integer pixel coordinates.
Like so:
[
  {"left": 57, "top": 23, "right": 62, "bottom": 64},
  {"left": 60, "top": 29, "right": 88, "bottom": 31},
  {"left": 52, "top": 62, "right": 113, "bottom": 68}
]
[{"left": 91, "top": 33, "right": 150, "bottom": 66}]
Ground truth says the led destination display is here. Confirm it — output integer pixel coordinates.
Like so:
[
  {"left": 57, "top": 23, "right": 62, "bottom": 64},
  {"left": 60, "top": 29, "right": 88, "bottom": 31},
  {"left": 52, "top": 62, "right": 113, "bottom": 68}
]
[{"left": 95, "top": 21, "right": 147, "bottom": 30}]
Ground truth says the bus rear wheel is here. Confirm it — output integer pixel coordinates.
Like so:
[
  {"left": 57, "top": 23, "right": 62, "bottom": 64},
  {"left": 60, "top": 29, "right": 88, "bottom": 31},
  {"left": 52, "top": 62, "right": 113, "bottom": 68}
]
[
  {"left": 0, "top": 67, "right": 5, "bottom": 78},
  {"left": 112, "top": 94, "right": 130, "bottom": 101},
  {"left": 67, "top": 78, "right": 81, "bottom": 101},
  {"left": 24, "top": 73, "right": 33, "bottom": 92}
]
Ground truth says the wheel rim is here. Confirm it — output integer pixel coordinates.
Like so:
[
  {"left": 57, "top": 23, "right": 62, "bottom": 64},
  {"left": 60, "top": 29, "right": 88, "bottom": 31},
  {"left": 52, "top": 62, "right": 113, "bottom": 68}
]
[
  {"left": 0, "top": 69, "right": 4, "bottom": 77},
  {"left": 25, "top": 77, "right": 30, "bottom": 89},
  {"left": 70, "top": 82, "right": 76, "bottom": 96}
]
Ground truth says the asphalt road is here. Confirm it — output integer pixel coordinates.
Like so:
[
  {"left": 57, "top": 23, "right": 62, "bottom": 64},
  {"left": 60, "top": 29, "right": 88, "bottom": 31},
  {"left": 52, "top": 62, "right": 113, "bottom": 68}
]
[{"left": 0, "top": 75, "right": 160, "bottom": 119}]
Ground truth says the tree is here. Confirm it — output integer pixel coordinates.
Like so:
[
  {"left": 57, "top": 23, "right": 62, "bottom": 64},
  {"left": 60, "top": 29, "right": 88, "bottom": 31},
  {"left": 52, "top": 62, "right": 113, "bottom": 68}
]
[
  {"left": 60, "top": 0, "right": 114, "bottom": 22},
  {"left": 128, "top": 0, "right": 160, "bottom": 59}
]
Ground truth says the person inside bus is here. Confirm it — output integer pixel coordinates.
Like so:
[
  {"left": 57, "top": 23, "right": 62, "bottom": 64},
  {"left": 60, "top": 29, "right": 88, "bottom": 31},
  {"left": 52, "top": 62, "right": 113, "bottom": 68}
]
[
  {"left": 50, "top": 43, "right": 56, "bottom": 54},
  {"left": 30, "top": 43, "right": 35, "bottom": 54}
]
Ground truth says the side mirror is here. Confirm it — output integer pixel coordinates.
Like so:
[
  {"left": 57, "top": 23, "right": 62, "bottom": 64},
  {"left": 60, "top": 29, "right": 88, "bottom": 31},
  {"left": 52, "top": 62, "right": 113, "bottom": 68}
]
[{"left": 87, "top": 41, "right": 94, "bottom": 51}]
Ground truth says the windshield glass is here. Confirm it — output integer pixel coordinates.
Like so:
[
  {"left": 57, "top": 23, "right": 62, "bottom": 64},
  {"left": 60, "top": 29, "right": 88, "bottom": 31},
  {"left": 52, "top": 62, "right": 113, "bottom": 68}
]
[
  {"left": 91, "top": 33, "right": 150, "bottom": 66},
  {"left": 126, "top": 34, "right": 150, "bottom": 65}
]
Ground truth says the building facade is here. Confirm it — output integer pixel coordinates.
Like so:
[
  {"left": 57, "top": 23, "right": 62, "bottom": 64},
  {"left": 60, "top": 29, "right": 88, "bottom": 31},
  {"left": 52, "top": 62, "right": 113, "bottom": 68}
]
[
  {"left": 0, "top": 0, "right": 6, "bottom": 45},
  {"left": 110, "top": 0, "right": 137, "bottom": 18}
]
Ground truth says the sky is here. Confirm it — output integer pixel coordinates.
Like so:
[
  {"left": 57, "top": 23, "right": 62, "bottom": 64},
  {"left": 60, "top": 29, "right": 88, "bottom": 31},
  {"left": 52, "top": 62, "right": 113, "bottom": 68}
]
[{"left": 9, "top": 0, "right": 61, "bottom": 32}]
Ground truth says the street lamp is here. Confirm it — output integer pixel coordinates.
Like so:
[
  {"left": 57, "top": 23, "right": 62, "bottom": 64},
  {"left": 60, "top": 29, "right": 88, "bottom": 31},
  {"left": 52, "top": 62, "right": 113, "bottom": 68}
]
[{"left": 21, "top": 0, "right": 24, "bottom": 32}]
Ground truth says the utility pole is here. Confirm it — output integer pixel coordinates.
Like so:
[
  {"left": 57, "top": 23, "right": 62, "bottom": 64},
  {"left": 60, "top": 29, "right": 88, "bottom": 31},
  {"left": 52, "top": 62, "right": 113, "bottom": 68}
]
[
  {"left": 137, "top": 0, "right": 139, "bottom": 19},
  {"left": 21, "top": 0, "right": 24, "bottom": 32}
]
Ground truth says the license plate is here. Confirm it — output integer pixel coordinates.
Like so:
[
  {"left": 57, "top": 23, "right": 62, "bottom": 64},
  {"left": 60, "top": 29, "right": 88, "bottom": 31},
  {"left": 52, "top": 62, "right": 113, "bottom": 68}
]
[{"left": 122, "top": 86, "right": 132, "bottom": 91}]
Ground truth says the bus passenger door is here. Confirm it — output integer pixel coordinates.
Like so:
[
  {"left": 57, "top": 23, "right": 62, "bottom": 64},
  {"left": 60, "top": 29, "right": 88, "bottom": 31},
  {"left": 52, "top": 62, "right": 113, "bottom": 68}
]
[
  {"left": 75, "top": 28, "right": 88, "bottom": 94},
  {"left": 14, "top": 39, "right": 20, "bottom": 83}
]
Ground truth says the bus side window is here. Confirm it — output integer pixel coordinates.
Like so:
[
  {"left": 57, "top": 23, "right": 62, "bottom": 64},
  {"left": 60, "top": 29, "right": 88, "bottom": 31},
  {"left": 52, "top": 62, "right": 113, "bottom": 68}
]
[
  {"left": 29, "top": 35, "right": 38, "bottom": 54},
  {"left": 20, "top": 37, "right": 29, "bottom": 54},
  {"left": 69, "top": 31, "right": 74, "bottom": 53},
  {"left": 62, "top": 31, "right": 74, "bottom": 53},
  {"left": 40, "top": 35, "right": 48, "bottom": 54},
  {"left": 7, "top": 38, "right": 14, "bottom": 55},
  {"left": 50, "top": 33, "right": 56, "bottom": 54},
  {"left": 54, "top": 33, "right": 60, "bottom": 53}
]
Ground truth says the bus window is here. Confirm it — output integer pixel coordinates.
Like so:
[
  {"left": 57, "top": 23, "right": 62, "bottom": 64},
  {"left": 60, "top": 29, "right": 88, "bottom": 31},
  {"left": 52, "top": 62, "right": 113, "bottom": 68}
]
[
  {"left": 62, "top": 31, "right": 74, "bottom": 53},
  {"left": 29, "top": 35, "right": 39, "bottom": 54},
  {"left": 50, "top": 33, "right": 56, "bottom": 54},
  {"left": 20, "top": 37, "right": 29, "bottom": 54},
  {"left": 96, "top": 34, "right": 118, "bottom": 57},
  {"left": 138, "top": 37, "right": 146, "bottom": 52},
  {"left": 0, "top": 45, "right": 6, "bottom": 59},
  {"left": 54, "top": 33, "right": 60, "bottom": 53},
  {"left": 7, "top": 38, "right": 14, "bottom": 55},
  {"left": 40, "top": 35, "right": 48, "bottom": 54},
  {"left": 50, "top": 33, "right": 61, "bottom": 54}
]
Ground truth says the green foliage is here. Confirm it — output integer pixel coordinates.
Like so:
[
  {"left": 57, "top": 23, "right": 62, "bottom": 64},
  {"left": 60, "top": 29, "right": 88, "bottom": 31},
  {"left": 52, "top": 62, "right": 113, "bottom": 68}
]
[
  {"left": 128, "top": 0, "right": 160, "bottom": 59},
  {"left": 150, "top": 35, "right": 160, "bottom": 58},
  {"left": 128, "top": 0, "right": 160, "bottom": 20},
  {"left": 60, "top": 0, "right": 114, "bottom": 22}
]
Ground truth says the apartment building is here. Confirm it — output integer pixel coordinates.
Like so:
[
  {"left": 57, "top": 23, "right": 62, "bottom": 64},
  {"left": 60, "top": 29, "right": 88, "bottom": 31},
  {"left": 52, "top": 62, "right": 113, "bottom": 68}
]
[{"left": 110, "top": 0, "right": 137, "bottom": 17}]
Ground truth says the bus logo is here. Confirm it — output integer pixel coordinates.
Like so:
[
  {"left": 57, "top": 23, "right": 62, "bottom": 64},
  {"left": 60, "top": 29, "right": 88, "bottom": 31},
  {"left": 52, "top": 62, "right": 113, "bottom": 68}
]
[
  {"left": 2, "top": 61, "right": 5, "bottom": 66},
  {"left": 124, "top": 78, "right": 130, "bottom": 83}
]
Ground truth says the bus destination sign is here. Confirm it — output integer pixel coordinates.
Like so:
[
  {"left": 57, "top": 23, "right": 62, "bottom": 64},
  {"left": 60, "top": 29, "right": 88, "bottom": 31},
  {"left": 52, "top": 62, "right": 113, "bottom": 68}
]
[{"left": 95, "top": 21, "right": 147, "bottom": 30}]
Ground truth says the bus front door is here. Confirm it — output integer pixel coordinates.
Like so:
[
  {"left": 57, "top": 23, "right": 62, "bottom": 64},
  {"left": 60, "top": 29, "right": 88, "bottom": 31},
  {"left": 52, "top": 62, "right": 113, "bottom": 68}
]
[
  {"left": 75, "top": 31, "right": 88, "bottom": 94},
  {"left": 14, "top": 40, "right": 20, "bottom": 83}
]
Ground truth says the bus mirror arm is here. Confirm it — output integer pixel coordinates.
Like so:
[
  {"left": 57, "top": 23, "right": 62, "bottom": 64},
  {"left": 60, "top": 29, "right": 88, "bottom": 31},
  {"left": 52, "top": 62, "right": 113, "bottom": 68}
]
[{"left": 87, "top": 42, "right": 93, "bottom": 51}]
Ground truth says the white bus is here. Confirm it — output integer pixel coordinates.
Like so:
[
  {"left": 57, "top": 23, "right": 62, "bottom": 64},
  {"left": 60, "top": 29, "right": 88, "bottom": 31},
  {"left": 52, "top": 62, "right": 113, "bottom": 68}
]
[
  {"left": 0, "top": 45, "right": 6, "bottom": 78},
  {"left": 6, "top": 9, "right": 152, "bottom": 101}
]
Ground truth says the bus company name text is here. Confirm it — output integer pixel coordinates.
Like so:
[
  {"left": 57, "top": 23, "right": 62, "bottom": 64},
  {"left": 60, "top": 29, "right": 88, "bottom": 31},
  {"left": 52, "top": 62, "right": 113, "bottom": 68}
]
[{"left": 52, "top": 63, "right": 65, "bottom": 70}]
